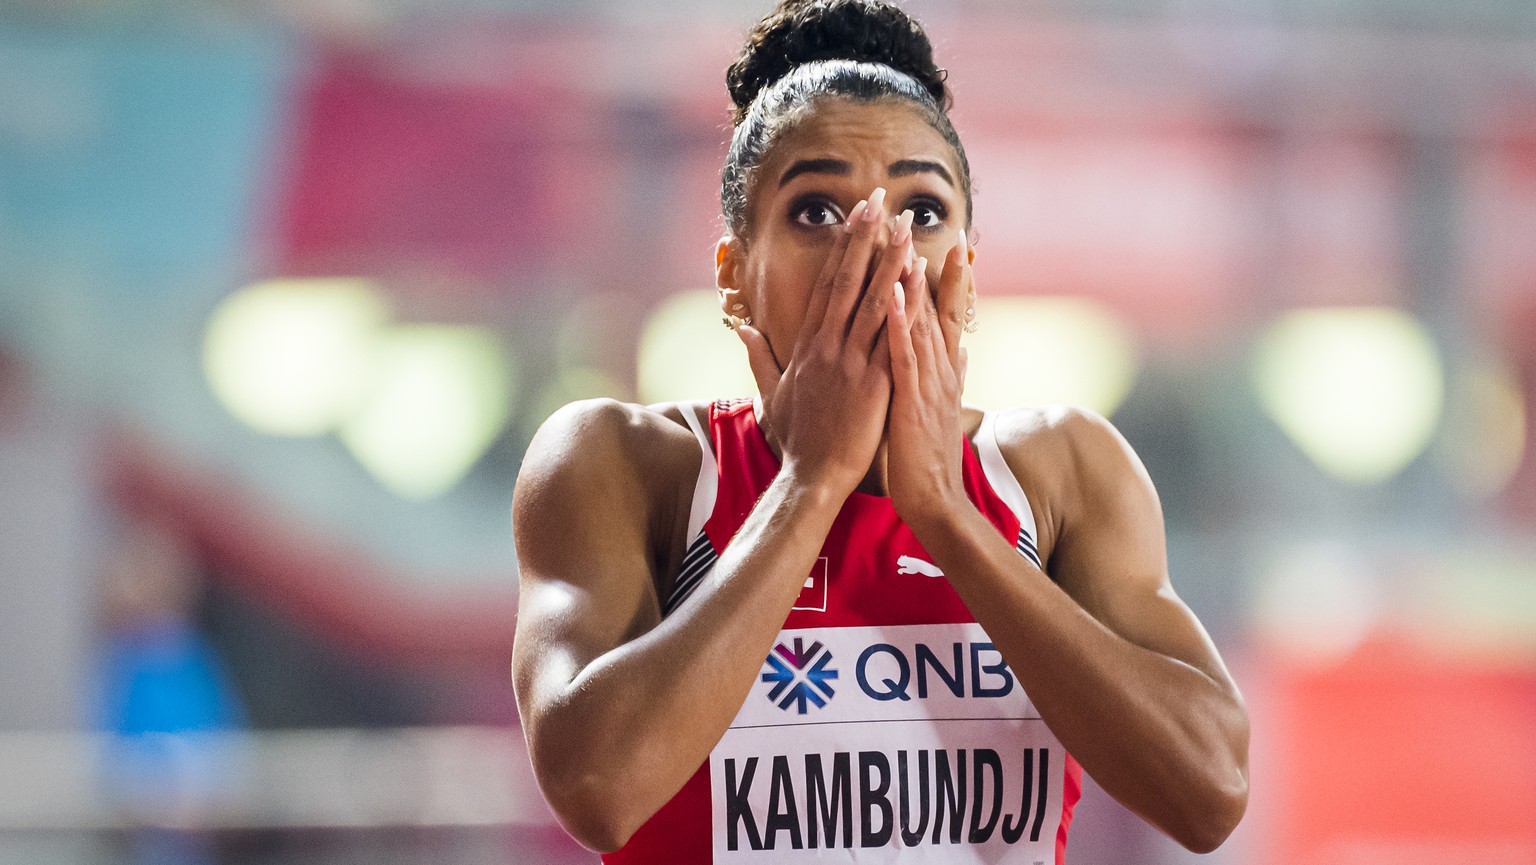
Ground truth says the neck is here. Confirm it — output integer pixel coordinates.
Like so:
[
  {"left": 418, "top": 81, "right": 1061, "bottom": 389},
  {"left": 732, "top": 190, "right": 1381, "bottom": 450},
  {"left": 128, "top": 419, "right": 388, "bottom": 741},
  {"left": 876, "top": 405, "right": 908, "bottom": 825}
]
[
  {"left": 752, "top": 395, "right": 892, "bottom": 498},
  {"left": 751, "top": 398, "right": 986, "bottom": 500},
  {"left": 854, "top": 441, "right": 891, "bottom": 497}
]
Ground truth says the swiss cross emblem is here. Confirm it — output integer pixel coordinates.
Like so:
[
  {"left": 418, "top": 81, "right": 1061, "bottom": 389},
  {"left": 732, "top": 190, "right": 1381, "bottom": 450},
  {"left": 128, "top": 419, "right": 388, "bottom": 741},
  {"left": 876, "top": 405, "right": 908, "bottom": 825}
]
[{"left": 793, "top": 557, "right": 828, "bottom": 612}]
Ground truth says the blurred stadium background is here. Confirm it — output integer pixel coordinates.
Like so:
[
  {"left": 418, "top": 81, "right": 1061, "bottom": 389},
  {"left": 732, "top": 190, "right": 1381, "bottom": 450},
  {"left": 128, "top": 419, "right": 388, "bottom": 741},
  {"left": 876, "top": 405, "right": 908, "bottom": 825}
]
[{"left": 2, "top": 0, "right": 1534, "bottom": 862}]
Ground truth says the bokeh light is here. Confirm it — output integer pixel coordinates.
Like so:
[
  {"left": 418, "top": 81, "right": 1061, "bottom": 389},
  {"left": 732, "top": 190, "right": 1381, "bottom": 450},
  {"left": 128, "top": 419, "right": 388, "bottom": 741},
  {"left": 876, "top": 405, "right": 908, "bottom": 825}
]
[
  {"left": 337, "top": 326, "right": 513, "bottom": 500},
  {"left": 531, "top": 366, "right": 628, "bottom": 428},
  {"left": 1253, "top": 541, "right": 1379, "bottom": 664},
  {"left": 1253, "top": 307, "right": 1444, "bottom": 484},
  {"left": 961, "top": 296, "right": 1139, "bottom": 417},
  {"left": 637, "top": 290, "right": 756, "bottom": 403},
  {"left": 203, "top": 278, "right": 388, "bottom": 436},
  {"left": 1437, "top": 358, "right": 1527, "bottom": 498}
]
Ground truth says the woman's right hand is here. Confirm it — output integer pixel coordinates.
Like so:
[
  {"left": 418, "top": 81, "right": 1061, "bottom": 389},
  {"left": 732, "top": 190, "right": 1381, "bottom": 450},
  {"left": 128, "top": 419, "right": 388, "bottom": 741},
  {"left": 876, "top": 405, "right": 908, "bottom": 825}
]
[{"left": 735, "top": 187, "right": 914, "bottom": 496}]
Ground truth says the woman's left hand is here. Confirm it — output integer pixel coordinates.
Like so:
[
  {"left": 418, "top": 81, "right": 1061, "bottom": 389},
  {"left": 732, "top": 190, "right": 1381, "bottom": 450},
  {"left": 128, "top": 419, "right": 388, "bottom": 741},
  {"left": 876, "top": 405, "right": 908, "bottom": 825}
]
[{"left": 886, "top": 233, "right": 971, "bottom": 533}]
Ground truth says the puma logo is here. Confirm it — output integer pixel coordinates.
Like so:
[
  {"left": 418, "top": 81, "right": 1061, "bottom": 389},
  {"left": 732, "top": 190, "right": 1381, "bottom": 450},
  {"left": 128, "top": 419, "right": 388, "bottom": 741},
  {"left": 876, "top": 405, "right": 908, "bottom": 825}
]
[{"left": 896, "top": 555, "right": 944, "bottom": 578}]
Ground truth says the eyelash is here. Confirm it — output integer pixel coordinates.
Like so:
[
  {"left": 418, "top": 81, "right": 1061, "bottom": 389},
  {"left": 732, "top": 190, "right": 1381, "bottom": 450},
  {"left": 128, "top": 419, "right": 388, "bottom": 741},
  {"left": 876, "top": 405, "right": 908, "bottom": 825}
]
[
  {"left": 906, "top": 199, "right": 947, "bottom": 230},
  {"left": 789, "top": 196, "right": 949, "bottom": 230},
  {"left": 791, "top": 198, "right": 845, "bottom": 227}
]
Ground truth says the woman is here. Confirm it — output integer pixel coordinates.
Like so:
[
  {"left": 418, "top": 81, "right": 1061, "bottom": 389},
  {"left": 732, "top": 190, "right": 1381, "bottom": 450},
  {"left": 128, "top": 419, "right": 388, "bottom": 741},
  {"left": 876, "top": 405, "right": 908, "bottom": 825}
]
[{"left": 512, "top": 1, "right": 1250, "bottom": 861}]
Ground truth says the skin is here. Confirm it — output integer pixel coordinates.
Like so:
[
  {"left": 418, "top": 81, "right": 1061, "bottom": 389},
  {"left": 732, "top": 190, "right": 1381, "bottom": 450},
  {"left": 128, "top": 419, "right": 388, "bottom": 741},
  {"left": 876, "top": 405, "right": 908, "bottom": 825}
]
[{"left": 512, "top": 98, "right": 1250, "bottom": 854}]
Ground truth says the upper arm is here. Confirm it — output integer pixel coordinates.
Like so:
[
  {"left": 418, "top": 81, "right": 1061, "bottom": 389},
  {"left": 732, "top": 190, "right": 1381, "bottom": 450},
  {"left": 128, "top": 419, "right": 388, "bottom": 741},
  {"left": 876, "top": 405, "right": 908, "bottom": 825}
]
[
  {"left": 1016, "top": 407, "right": 1237, "bottom": 693},
  {"left": 511, "top": 399, "right": 671, "bottom": 726}
]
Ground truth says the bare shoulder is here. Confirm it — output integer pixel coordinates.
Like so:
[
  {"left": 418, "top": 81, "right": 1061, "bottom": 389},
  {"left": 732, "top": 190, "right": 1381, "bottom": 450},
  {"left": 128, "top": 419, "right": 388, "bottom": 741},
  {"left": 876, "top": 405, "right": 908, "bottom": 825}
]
[
  {"left": 984, "top": 405, "right": 1158, "bottom": 556},
  {"left": 514, "top": 398, "right": 706, "bottom": 553},
  {"left": 992, "top": 404, "right": 1149, "bottom": 487},
  {"left": 1015, "top": 401, "right": 1148, "bottom": 465},
  {"left": 518, "top": 398, "right": 700, "bottom": 486}
]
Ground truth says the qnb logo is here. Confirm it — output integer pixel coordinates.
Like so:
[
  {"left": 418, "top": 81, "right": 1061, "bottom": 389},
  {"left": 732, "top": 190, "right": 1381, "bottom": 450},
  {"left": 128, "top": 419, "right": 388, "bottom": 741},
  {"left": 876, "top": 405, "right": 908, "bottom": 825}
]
[
  {"left": 761, "top": 638, "right": 839, "bottom": 714},
  {"left": 856, "top": 641, "right": 1016, "bottom": 702}
]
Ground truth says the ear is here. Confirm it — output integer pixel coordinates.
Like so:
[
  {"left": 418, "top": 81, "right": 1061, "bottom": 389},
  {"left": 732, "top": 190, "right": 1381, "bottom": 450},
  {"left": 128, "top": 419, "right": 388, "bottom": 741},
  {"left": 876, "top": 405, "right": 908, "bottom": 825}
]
[
  {"left": 963, "top": 234, "right": 977, "bottom": 302},
  {"left": 716, "top": 235, "right": 750, "bottom": 319}
]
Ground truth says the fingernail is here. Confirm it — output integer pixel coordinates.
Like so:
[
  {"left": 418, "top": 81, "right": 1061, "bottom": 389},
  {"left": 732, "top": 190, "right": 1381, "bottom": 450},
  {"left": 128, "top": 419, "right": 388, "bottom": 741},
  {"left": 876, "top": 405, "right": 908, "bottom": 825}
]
[
  {"left": 865, "top": 187, "right": 886, "bottom": 221},
  {"left": 894, "top": 280, "right": 905, "bottom": 313},
  {"left": 847, "top": 200, "right": 868, "bottom": 228},
  {"left": 892, "top": 209, "right": 914, "bottom": 244},
  {"left": 915, "top": 255, "right": 928, "bottom": 277}
]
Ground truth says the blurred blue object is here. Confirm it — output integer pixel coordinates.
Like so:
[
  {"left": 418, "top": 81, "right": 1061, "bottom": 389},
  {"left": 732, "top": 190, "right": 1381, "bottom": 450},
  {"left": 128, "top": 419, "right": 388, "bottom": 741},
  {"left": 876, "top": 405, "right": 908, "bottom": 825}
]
[{"left": 98, "top": 618, "right": 244, "bottom": 736}]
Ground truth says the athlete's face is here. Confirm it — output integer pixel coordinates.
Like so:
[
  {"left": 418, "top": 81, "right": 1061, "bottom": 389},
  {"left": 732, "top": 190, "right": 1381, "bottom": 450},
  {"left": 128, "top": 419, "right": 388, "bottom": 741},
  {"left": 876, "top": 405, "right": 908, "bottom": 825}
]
[{"left": 716, "top": 99, "right": 971, "bottom": 369}]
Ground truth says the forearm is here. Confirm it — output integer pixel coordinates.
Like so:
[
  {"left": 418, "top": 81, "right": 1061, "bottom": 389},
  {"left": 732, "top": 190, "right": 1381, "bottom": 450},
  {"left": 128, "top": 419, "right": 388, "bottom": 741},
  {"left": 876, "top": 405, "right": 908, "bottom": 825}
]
[
  {"left": 908, "top": 506, "right": 1249, "bottom": 852},
  {"left": 528, "top": 470, "right": 844, "bottom": 848}
]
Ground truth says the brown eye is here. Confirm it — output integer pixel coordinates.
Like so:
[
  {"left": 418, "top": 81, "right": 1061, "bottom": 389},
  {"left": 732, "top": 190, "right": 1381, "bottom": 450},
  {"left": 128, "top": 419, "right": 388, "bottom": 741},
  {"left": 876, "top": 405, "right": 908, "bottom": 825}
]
[
  {"left": 794, "top": 200, "right": 844, "bottom": 227},
  {"left": 910, "top": 203, "right": 945, "bottom": 228}
]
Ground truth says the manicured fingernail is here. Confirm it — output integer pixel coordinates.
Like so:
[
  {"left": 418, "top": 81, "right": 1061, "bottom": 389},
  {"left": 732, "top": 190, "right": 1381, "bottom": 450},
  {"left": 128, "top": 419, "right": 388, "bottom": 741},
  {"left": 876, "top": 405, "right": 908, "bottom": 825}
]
[
  {"left": 915, "top": 255, "right": 928, "bottom": 278},
  {"left": 892, "top": 209, "right": 914, "bottom": 244},
  {"left": 847, "top": 200, "right": 868, "bottom": 228},
  {"left": 894, "top": 280, "right": 905, "bottom": 313},
  {"left": 865, "top": 187, "right": 886, "bottom": 220}
]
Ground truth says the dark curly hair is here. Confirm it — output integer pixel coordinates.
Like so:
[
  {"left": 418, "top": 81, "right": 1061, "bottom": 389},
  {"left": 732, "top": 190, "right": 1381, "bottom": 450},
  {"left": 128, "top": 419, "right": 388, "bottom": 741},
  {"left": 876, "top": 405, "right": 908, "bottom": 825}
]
[{"left": 722, "top": 0, "right": 974, "bottom": 239}]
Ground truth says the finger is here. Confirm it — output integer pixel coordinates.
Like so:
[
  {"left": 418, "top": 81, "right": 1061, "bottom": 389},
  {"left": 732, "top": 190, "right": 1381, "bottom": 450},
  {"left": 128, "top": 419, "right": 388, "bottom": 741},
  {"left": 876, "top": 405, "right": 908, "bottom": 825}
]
[
  {"left": 935, "top": 235, "right": 967, "bottom": 372},
  {"left": 928, "top": 294, "right": 961, "bottom": 399},
  {"left": 798, "top": 207, "right": 858, "bottom": 352},
  {"left": 736, "top": 324, "right": 783, "bottom": 404},
  {"left": 849, "top": 209, "right": 914, "bottom": 352},
  {"left": 820, "top": 186, "right": 886, "bottom": 336},
  {"left": 869, "top": 319, "right": 892, "bottom": 388},
  {"left": 899, "top": 262, "right": 935, "bottom": 397},
  {"left": 887, "top": 276, "right": 919, "bottom": 391},
  {"left": 907, "top": 260, "right": 941, "bottom": 392},
  {"left": 907, "top": 258, "right": 934, "bottom": 341}
]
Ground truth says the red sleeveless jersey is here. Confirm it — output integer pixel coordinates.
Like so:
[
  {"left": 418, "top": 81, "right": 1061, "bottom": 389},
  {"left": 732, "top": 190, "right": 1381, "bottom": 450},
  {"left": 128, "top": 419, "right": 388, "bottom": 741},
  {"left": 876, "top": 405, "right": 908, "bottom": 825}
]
[{"left": 605, "top": 399, "right": 1081, "bottom": 864}]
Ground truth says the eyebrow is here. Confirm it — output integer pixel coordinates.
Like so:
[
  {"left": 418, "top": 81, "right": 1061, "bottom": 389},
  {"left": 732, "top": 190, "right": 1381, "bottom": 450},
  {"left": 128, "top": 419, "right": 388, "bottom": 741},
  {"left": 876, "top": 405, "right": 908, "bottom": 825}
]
[
  {"left": 779, "top": 158, "right": 850, "bottom": 188},
  {"left": 888, "top": 159, "right": 954, "bottom": 188},
  {"left": 778, "top": 157, "right": 956, "bottom": 189}
]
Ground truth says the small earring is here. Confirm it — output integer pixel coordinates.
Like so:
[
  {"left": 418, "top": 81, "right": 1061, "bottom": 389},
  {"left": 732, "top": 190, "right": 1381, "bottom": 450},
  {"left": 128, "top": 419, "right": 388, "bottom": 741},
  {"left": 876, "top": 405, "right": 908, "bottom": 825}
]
[
  {"left": 722, "top": 316, "right": 736, "bottom": 331},
  {"left": 963, "top": 319, "right": 979, "bottom": 333}
]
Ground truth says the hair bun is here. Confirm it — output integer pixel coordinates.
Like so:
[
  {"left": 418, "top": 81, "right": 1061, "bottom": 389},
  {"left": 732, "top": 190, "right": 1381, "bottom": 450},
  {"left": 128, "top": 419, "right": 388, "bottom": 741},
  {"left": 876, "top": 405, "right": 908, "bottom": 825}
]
[{"left": 728, "top": 0, "right": 949, "bottom": 125}]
